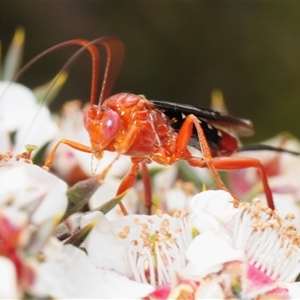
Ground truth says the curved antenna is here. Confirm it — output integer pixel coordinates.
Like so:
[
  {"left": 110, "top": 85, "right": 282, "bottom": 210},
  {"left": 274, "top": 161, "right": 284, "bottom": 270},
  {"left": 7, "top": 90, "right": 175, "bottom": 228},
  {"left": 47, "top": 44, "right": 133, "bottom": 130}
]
[
  {"left": 94, "top": 37, "right": 125, "bottom": 104},
  {"left": 52, "top": 37, "right": 125, "bottom": 105},
  {"left": 36, "top": 36, "right": 125, "bottom": 105},
  {"left": 7, "top": 39, "right": 100, "bottom": 106},
  {"left": 238, "top": 144, "right": 300, "bottom": 155},
  {"left": 3, "top": 36, "right": 125, "bottom": 109},
  {"left": 41, "top": 37, "right": 125, "bottom": 105}
]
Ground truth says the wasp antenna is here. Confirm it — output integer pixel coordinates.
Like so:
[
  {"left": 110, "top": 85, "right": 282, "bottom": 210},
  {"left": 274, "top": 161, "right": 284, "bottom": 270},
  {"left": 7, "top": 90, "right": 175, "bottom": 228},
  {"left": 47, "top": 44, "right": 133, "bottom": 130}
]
[
  {"left": 2, "top": 36, "right": 125, "bottom": 107},
  {"left": 5, "top": 39, "right": 100, "bottom": 106},
  {"left": 95, "top": 37, "right": 125, "bottom": 104},
  {"left": 50, "top": 37, "right": 125, "bottom": 105},
  {"left": 14, "top": 37, "right": 125, "bottom": 106},
  {"left": 238, "top": 144, "right": 300, "bottom": 156}
]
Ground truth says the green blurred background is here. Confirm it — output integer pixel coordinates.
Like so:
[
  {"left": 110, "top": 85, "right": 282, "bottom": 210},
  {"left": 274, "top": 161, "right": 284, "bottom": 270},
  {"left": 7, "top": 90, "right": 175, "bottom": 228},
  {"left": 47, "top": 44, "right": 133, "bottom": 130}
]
[{"left": 1, "top": 2, "right": 300, "bottom": 143}]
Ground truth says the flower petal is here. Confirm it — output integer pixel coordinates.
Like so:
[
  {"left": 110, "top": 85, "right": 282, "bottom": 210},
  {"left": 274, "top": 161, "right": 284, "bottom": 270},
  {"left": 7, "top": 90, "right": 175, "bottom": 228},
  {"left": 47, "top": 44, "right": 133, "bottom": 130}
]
[
  {"left": 81, "top": 211, "right": 132, "bottom": 277},
  {"left": 189, "top": 190, "right": 238, "bottom": 234},
  {"left": 184, "top": 230, "right": 244, "bottom": 278},
  {"left": 0, "top": 162, "right": 67, "bottom": 225},
  {"left": 34, "top": 244, "right": 154, "bottom": 299},
  {"left": 0, "top": 256, "right": 19, "bottom": 299}
]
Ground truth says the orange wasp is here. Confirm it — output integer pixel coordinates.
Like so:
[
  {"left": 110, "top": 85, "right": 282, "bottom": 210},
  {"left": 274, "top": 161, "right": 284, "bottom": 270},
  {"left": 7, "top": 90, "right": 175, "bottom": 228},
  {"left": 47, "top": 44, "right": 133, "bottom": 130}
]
[{"left": 21, "top": 36, "right": 275, "bottom": 212}]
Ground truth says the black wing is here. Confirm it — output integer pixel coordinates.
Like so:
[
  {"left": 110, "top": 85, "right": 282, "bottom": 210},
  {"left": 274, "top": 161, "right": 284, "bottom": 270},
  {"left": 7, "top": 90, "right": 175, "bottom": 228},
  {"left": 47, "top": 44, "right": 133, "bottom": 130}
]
[
  {"left": 150, "top": 100, "right": 254, "bottom": 137},
  {"left": 150, "top": 100, "right": 254, "bottom": 155}
]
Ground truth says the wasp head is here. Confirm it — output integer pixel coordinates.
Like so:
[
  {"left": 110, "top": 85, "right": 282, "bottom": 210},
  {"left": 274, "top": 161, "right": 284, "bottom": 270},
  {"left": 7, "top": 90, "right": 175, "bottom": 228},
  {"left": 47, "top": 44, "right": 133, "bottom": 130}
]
[{"left": 83, "top": 105, "right": 120, "bottom": 159}]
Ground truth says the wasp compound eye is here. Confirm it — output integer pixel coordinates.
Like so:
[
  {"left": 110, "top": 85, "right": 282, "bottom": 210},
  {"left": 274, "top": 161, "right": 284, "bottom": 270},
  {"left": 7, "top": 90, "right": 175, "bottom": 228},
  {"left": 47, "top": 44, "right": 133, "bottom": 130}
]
[{"left": 102, "top": 109, "right": 120, "bottom": 139}]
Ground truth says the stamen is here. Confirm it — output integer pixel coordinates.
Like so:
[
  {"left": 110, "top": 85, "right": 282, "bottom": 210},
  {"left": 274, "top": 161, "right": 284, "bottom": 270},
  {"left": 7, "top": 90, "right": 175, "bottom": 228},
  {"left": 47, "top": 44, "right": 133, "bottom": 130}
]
[
  {"left": 233, "top": 199, "right": 300, "bottom": 283},
  {"left": 117, "top": 212, "right": 192, "bottom": 286},
  {"left": 156, "top": 209, "right": 163, "bottom": 217}
]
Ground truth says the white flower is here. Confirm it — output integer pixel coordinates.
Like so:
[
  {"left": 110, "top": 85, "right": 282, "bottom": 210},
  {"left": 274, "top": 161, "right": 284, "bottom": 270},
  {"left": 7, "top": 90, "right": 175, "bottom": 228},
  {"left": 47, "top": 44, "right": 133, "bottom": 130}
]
[
  {"left": 34, "top": 244, "right": 154, "bottom": 299},
  {"left": 0, "top": 161, "right": 68, "bottom": 297},
  {"left": 189, "top": 189, "right": 238, "bottom": 234},
  {"left": 0, "top": 257, "right": 19, "bottom": 299},
  {"left": 0, "top": 82, "right": 58, "bottom": 153},
  {"left": 0, "top": 161, "right": 67, "bottom": 225},
  {"left": 0, "top": 209, "right": 37, "bottom": 298},
  {"left": 81, "top": 209, "right": 193, "bottom": 287},
  {"left": 232, "top": 199, "right": 300, "bottom": 298},
  {"left": 182, "top": 190, "right": 300, "bottom": 299},
  {"left": 184, "top": 231, "right": 244, "bottom": 278}
]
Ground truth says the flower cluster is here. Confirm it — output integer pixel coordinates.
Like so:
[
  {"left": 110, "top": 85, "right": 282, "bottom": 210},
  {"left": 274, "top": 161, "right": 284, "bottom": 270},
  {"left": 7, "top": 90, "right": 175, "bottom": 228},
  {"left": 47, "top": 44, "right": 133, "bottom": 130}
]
[
  {"left": 1, "top": 29, "right": 300, "bottom": 299},
  {"left": 0, "top": 159, "right": 67, "bottom": 298}
]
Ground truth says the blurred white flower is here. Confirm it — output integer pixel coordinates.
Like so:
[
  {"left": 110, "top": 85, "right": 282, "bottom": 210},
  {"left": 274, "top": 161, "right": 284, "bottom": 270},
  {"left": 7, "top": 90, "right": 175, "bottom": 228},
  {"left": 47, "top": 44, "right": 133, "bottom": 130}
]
[
  {"left": 89, "top": 176, "right": 139, "bottom": 220},
  {"left": 0, "top": 256, "right": 19, "bottom": 299},
  {"left": 34, "top": 244, "right": 154, "bottom": 299},
  {"left": 0, "top": 161, "right": 68, "bottom": 298},
  {"left": 229, "top": 133, "right": 300, "bottom": 211},
  {"left": 152, "top": 165, "right": 194, "bottom": 214},
  {"left": 0, "top": 161, "right": 67, "bottom": 225},
  {"left": 0, "top": 82, "right": 58, "bottom": 154}
]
